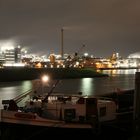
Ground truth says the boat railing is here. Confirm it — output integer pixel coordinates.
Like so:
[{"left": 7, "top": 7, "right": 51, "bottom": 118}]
[
  {"left": 2, "top": 89, "right": 32, "bottom": 106},
  {"left": 96, "top": 96, "right": 115, "bottom": 101},
  {"left": 13, "top": 89, "right": 33, "bottom": 103}
]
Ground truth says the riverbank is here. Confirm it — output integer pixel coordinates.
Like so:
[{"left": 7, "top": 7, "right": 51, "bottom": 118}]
[{"left": 0, "top": 67, "right": 108, "bottom": 82}]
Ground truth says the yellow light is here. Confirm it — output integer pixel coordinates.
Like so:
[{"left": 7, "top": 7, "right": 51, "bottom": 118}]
[{"left": 36, "top": 62, "right": 42, "bottom": 68}]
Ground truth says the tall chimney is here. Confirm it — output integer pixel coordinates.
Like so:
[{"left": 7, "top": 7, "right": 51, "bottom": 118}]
[{"left": 61, "top": 28, "right": 64, "bottom": 59}]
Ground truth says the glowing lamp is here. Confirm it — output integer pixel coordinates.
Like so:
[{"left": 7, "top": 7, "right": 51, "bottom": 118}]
[{"left": 41, "top": 75, "right": 49, "bottom": 82}]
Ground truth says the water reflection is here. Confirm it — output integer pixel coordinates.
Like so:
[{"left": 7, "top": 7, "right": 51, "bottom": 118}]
[
  {"left": 101, "top": 69, "right": 140, "bottom": 75},
  {"left": 80, "top": 78, "right": 94, "bottom": 96},
  {"left": 0, "top": 81, "right": 32, "bottom": 109},
  {"left": 0, "top": 69, "right": 138, "bottom": 109}
]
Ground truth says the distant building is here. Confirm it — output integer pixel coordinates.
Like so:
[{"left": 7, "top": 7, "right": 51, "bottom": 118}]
[
  {"left": 4, "top": 46, "right": 21, "bottom": 64},
  {"left": 15, "top": 46, "right": 21, "bottom": 63},
  {"left": 0, "top": 52, "right": 5, "bottom": 67},
  {"left": 4, "top": 48, "right": 15, "bottom": 63},
  {"left": 127, "top": 52, "right": 140, "bottom": 68},
  {"left": 128, "top": 52, "right": 140, "bottom": 59},
  {"left": 0, "top": 46, "right": 22, "bottom": 67}
]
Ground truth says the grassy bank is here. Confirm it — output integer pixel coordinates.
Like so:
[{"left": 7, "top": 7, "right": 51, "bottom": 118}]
[{"left": 0, "top": 67, "right": 108, "bottom": 82}]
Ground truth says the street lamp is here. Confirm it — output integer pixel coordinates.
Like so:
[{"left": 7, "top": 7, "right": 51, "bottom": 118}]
[{"left": 41, "top": 75, "right": 49, "bottom": 83}]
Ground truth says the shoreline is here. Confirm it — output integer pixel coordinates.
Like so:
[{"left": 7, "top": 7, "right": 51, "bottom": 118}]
[{"left": 0, "top": 67, "right": 108, "bottom": 82}]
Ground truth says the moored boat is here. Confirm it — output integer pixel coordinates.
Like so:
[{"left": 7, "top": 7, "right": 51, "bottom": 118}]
[
  {"left": 1, "top": 75, "right": 135, "bottom": 140},
  {"left": 1, "top": 94, "right": 117, "bottom": 129},
  {"left": 0, "top": 75, "right": 117, "bottom": 130}
]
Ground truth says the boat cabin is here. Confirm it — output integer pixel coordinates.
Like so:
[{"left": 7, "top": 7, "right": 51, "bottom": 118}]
[{"left": 24, "top": 95, "right": 117, "bottom": 123}]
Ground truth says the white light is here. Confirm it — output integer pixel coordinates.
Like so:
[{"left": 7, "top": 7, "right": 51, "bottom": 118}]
[
  {"left": 84, "top": 53, "right": 88, "bottom": 57},
  {"left": 41, "top": 75, "right": 49, "bottom": 82},
  {"left": 76, "top": 61, "right": 79, "bottom": 66},
  {"left": 3, "top": 63, "right": 25, "bottom": 67}
]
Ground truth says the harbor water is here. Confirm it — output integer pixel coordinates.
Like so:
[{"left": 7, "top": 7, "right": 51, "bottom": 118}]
[{"left": 0, "top": 69, "right": 139, "bottom": 109}]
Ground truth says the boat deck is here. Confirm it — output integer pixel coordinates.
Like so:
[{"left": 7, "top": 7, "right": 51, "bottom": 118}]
[{"left": 1, "top": 109, "right": 93, "bottom": 129}]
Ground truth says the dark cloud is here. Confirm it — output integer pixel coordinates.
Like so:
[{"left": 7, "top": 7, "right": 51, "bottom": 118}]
[{"left": 0, "top": 0, "right": 140, "bottom": 57}]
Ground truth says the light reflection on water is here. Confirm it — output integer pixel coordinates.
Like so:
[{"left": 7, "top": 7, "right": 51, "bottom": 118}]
[
  {"left": 80, "top": 78, "right": 95, "bottom": 96},
  {"left": 0, "top": 81, "right": 32, "bottom": 109},
  {"left": 0, "top": 69, "right": 138, "bottom": 109},
  {"left": 101, "top": 69, "right": 140, "bottom": 75}
]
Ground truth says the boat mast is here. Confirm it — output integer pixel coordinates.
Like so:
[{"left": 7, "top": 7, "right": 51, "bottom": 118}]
[{"left": 43, "top": 80, "right": 60, "bottom": 102}]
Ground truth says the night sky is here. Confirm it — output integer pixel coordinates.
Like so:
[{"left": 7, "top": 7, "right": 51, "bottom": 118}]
[{"left": 0, "top": 0, "right": 140, "bottom": 58}]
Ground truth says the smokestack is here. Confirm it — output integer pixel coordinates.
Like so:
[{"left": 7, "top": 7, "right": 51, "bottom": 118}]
[{"left": 61, "top": 28, "right": 64, "bottom": 59}]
